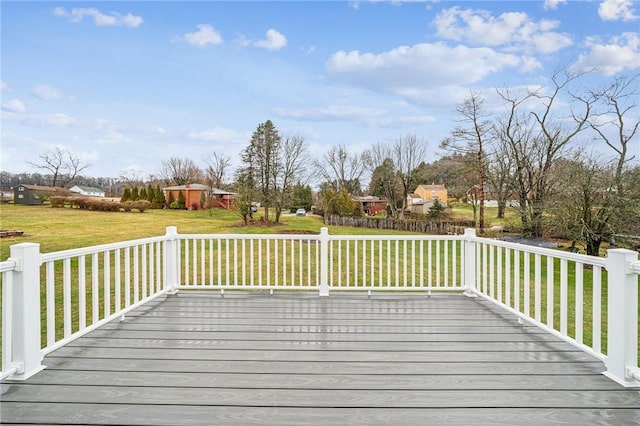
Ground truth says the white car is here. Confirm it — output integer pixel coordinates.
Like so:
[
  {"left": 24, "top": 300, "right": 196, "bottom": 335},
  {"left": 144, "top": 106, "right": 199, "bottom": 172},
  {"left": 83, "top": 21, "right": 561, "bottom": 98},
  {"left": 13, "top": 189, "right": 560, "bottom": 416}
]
[{"left": 296, "top": 208, "right": 306, "bottom": 216}]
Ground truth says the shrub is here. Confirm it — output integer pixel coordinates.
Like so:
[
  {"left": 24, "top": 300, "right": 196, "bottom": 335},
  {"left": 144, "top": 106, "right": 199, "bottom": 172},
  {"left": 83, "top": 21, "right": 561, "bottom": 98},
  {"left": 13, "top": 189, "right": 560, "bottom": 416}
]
[
  {"left": 133, "top": 200, "right": 151, "bottom": 212},
  {"left": 50, "top": 196, "right": 67, "bottom": 208},
  {"left": 121, "top": 201, "right": 133, "bottom": 212},
  {"left": 169, "top": 201, "right": 180, "bottom": 209}
]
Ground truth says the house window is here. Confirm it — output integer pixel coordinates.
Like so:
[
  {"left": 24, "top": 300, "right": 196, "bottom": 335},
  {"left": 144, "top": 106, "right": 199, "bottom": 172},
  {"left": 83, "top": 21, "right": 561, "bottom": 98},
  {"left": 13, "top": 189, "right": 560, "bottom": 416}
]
[
  {"left": 18, "top": 187, "right": 24, "bottom": 191},
  {"left": 18, "top": 194, "right": 24, "bottom": 199}
]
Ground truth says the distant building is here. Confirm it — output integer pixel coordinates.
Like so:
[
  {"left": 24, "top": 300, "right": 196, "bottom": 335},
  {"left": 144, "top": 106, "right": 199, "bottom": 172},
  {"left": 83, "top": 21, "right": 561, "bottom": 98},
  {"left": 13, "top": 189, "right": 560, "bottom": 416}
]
[
  {"left": 352, "top": 195, "right": 388, "bottom": 216},
  {"left": 69, "top": 185, "right": 105, "bottom": 198},
  {"left": 407, "top": 184, "right": 448, "bottom": 215},
  {"left": 413, "top": 184, "right": 448, "bottom": 206},
  {"left": 466, "top": 185, "right": 519, "bottom": 207},
  {"left": 13, "top": 184, "right": 71, "bottom": 205},
  {"left": 163, "top": 184, "right": 236, "bottom": 210}
]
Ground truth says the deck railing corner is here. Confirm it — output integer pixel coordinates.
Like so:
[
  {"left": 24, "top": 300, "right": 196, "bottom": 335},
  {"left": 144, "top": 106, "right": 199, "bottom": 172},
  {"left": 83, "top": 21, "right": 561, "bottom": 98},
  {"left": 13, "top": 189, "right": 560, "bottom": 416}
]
[
  {"left": 604, "top": 248, "right": 640, "bottom": 387},
  {"left": 4, "top": 243, "right": 46, "bottom": 380}
]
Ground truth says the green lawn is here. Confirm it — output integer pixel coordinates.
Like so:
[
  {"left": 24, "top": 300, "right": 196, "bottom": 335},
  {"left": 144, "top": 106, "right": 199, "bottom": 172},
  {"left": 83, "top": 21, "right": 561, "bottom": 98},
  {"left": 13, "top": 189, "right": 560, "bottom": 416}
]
[{"left": 0, "top": 204, "right": 416, "bottom": 260}]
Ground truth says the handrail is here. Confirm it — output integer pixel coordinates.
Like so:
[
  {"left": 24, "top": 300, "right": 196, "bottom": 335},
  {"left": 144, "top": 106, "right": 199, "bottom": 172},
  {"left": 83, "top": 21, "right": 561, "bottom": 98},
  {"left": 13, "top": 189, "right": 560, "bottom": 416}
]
[{"left": 41, "top": 235, "right": 166, "bottom": 262}]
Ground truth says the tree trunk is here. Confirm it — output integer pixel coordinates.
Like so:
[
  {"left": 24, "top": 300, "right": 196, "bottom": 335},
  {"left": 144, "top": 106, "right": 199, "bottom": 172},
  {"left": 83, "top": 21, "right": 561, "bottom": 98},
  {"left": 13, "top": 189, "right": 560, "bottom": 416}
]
[{"left": 586, "top": 237, "right": 602, "bottom": 257}]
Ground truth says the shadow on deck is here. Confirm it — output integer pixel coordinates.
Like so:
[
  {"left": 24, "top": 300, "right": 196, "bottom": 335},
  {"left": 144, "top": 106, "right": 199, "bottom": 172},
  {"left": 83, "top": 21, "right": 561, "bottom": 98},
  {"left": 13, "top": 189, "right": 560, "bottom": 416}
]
[{"left": 1, "top": 292, "right": 639, "bottom": 425}]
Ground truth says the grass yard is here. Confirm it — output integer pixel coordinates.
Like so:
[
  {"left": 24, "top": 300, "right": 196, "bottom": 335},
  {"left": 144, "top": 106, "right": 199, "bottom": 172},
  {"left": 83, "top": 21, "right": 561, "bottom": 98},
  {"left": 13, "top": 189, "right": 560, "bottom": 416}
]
[{"left": 0, "top": 204, "right": 416, "bottom": 260}]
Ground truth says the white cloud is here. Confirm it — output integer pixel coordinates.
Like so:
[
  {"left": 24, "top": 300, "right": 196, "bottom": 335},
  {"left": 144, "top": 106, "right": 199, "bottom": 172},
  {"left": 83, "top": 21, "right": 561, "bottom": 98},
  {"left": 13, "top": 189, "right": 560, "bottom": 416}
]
[
  {"left": 272, "top": 105, "right": 386, "bottom": 122},
  {"left": 181, "top": 24, "right": 223, "bottom": 46},
  {"left": 188, "top": 126, "right": 239, "bottom": 142},
  {"left": 53, "top": 7, "right": 143, "bottom": 28},
  {"left": 598, "top": 0, "right": 638, "bottom": 21},
  {"left": 543, "top": 0, "right": 567, "bottom": 10},
  {"left": 2, "top": 99, "right": 26, "bottom": 114},
  {"left": 573, "top": 32, "right": 640, "bottom": 75},
  {"left": 45, "top": 113, "right": 76, "bottom": 126},
  {"left": 254, "top": 29, "right": 287, "bottom": 51},
  {"left": 326, "top": 42, "right": 521, "bottom": 97},
  {"left": 433, "top": 7, "right": 572, "bottom": 54},
  {"left": 0, "top": 81, "right": 8, "bottom": 92},
  {"left": 31, "top": 84, "right": 72, "bottom": 101}
]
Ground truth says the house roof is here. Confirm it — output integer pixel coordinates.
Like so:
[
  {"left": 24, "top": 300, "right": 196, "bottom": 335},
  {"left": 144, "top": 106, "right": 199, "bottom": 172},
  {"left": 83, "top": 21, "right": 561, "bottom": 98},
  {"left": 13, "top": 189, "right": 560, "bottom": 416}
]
[
  {"left": 17, "top": 184, "right": 70, "bottom": 193},
  {"left": 71, "top": 186, "right": 104, "bottom": 193},
  {"left": 163, "top": 184, "right": 236, "bottom": 195},
  {"left": 416, "top": 184, "right": 447, "bottom": 191},
  {"left": 352, "top": 195, "right": 384, "bottom": 202}
]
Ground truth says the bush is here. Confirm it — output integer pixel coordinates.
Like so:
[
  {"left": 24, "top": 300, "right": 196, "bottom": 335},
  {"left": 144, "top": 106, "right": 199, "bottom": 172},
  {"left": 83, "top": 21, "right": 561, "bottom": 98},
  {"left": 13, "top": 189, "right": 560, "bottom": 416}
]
[
  {"left": 50, "top": 196, "right": 68, "bottom": 208},
  {"left": 121, "top": 201, "right": 133, "bottom": 212},
  {"left": 133, "top": 200, "right": 151, "bottom": 212}
]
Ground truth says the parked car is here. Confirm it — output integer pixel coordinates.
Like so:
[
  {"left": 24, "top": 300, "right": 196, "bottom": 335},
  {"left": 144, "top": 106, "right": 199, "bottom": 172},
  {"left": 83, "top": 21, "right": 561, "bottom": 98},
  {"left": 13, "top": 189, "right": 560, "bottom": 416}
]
[{"left": 296, "top": 208, "right": 306, "bottom": 216}]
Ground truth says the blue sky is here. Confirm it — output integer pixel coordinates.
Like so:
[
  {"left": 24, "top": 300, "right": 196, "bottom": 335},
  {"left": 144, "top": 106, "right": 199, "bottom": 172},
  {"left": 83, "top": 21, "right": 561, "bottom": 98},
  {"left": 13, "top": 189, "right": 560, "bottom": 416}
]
[{"left": 1, "top": 0, "right": 639, "bottom": 179}]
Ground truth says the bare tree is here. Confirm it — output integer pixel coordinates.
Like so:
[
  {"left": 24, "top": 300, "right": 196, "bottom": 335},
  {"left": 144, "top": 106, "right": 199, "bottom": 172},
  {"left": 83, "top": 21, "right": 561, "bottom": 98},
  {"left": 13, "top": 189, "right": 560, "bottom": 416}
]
[
  {"left": 484, "top": 137, "right": 516, "bottom": 219},
  {"left": 119, "top": 168, "right": 145, "bottom": 186},
  {"left": 160, "top": 157, "right": 203, "bottom": 186},
  {"left": 314, "top": 144, "right": 367, "bottom": 194},
  {"left": 393, "top": 135, "right": 429, "bottom": 219},
  {"left": 441, "top": 91, "right": 491, "bottom": 229},
  {"left": 588, "top": 73, "right": 639, "bottom": 194},
  {"left": 271, "top": 135, "right": 310, "bottom": 222},
  {"left": 548, "top": 151, "right": 620, "bottom": 255},
  {"left": 496, "top": 68, "right": 595, "bottom": 237},
  {"left": 27, "top": 147, "right": 90, "bottom": 187},
  {"left": 367, "top": 142, "right": 402, "bottom": 218},
  {"left": 204, "top": 152, "right": 232, "bottom": 190}
]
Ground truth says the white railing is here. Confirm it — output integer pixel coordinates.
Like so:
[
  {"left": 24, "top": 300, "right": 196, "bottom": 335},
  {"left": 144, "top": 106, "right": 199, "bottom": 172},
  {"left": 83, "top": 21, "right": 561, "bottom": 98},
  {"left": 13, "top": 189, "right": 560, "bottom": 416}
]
[
  {"left": 0, "top": 230, "right": 175, "bottom": 381},
  {"left": 0, "top": 226, "right": 638, "bottom": 387},
  {"left": 465, "top": 228, "right": 639, "bottom": 388},
  {"left": 176, "top": 231, "right": 464, "bottom": 293}
]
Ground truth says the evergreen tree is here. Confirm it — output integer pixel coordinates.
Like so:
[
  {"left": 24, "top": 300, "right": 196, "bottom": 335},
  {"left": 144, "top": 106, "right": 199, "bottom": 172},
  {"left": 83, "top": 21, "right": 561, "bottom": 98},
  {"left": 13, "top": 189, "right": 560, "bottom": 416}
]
[
  {"left": 168, "top": 191, "right": 175, "bottom": 206},
  {"left": 177, "top": 190, "right": 185, "bottom": 209},
  {"left": 121, "top": 187, "right": 132, "bottom": 202},
  {"left": 147, "top": 184, "right": 155, "bottom": 202},
  {"left": 140, "top": 187, "right": 148, "bottom": 201},
  {"left": 428, "top": 198, "right": 445, "bottom": 219},
  {"left": 242, "top": 120, "right": 281, "bottom": 222},
  {"left": 131, "top": 187, "right": 140, "bottom": 201},
  {"left": 290, "top": 183, "right": 313, "bottom": 211},
  {"left": 154, "top": 185, "right": 166, "bottom": 208}
]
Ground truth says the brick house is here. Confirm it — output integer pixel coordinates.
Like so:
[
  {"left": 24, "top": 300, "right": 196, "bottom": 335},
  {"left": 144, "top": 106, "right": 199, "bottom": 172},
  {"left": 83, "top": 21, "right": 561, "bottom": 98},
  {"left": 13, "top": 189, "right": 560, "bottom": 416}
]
[{"left": 163, "top": 184, "right": 236, "bottom": 210}]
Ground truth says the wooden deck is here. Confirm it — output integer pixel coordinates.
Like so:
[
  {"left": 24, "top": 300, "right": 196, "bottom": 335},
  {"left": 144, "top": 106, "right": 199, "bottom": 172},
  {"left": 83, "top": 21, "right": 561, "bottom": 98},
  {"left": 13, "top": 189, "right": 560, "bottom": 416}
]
[{"left": 1, "top": 292, "right": 639, "bottom": 425}]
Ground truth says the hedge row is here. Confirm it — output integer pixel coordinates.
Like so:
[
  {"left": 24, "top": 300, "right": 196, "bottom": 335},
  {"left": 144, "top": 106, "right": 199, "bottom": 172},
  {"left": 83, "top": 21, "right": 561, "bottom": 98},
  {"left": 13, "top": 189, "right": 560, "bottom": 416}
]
[{"left": 50, "top": 196, "right": 150, "bottom": 212}]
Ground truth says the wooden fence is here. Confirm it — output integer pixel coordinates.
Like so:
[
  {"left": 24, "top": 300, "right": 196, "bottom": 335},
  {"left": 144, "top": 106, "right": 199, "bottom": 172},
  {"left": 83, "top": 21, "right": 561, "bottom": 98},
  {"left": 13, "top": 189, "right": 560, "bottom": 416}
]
[{"left": 323, "top": 215, "right": 473, "bottom": 234}]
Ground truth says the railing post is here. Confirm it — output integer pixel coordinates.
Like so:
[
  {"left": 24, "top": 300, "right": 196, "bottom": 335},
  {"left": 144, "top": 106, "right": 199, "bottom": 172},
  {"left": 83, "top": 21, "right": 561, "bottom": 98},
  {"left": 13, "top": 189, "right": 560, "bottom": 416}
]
[
  {"left": 604, "top": 248, "right": 639, "bottom": 387},
  {"left": 8, "top": 243, "right": 46, "bottom": 380},
  {"left": 463, "top": 228, "right": 478, "bottom": 297},
  {"left": 164, "top": 226, "right": 179, "bottom": 294},
  {"left": 319, "top": 227, "right": 330, "bottom": 297}
]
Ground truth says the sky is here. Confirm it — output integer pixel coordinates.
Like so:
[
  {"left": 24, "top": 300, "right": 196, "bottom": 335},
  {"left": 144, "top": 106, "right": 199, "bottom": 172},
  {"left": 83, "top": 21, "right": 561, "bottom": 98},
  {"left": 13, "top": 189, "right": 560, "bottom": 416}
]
[{"left": 1, "top": 0, "right": 639, "bottom": 179}]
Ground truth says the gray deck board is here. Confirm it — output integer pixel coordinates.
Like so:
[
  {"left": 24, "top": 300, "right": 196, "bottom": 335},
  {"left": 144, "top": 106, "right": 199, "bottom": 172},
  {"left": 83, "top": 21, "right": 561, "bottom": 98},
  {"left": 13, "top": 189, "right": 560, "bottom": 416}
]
[{"left": 1, "top": 292, "right": 638, "bottom": 425}]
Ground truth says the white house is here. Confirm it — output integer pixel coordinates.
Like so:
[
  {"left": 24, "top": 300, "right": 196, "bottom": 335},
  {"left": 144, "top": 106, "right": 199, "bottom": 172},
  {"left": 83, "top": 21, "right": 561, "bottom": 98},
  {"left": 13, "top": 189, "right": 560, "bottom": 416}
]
[{"left": 69, "top": 185, "right": 105, "bottom": 198}]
